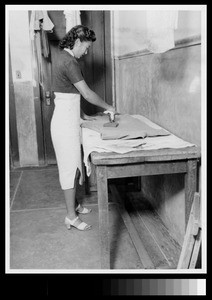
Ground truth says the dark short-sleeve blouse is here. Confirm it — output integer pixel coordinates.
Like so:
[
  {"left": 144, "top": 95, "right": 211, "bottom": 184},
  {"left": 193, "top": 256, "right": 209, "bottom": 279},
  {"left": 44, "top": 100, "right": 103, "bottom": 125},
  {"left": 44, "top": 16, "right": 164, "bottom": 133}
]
[{"left": 52, "top": 50, "right": 84, "bottom": 94}]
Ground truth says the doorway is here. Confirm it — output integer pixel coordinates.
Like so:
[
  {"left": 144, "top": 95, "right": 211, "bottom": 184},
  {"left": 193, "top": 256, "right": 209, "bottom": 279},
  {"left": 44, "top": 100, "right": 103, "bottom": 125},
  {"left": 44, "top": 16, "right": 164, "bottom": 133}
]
[{"left": 35, "top": 10, "right": 113, "bottom": 165}]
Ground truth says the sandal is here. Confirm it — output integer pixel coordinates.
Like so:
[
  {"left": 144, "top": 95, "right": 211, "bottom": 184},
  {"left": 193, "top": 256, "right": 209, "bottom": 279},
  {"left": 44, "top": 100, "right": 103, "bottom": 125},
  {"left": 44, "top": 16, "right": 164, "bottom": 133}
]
[
  {"left": 76, "top": 204, "right": 92, "bottom": 214},
  {"left": 65, "top": 216, "right": 92, "bottom": 231}
]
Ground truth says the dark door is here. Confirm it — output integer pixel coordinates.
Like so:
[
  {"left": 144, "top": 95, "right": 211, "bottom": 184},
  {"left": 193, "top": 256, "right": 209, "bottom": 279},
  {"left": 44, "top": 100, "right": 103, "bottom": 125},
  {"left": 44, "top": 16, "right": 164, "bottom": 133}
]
[{"left": 36, "top": 10, "right": 112, "bottom": 165}]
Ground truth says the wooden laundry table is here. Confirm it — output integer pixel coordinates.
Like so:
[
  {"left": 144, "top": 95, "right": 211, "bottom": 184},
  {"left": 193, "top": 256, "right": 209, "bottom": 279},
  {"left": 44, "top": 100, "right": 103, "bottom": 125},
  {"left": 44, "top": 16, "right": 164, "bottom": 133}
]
[{"left": 89, "top": 146, "right": 200, "bottom": 269}]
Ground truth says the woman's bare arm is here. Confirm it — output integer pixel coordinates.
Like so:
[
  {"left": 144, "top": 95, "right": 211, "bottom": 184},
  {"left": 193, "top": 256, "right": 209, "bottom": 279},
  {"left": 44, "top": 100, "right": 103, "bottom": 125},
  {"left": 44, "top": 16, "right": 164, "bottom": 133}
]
[{"left": 74, "top": 80, "right": 115, "bottom": 113}]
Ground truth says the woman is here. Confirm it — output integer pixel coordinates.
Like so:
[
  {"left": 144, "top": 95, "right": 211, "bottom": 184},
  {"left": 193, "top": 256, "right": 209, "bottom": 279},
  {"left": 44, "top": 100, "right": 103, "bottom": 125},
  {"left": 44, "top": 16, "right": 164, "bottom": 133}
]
[{"left": 51, "top": 25, "right": 116, "bottom": 231}]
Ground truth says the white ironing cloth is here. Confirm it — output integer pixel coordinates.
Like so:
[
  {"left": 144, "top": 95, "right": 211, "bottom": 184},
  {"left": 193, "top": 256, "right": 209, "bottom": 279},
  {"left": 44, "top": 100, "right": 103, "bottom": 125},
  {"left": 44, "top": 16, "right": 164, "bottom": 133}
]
[{"left": 81, "top": 115, "right": 195, "bottom": 176}]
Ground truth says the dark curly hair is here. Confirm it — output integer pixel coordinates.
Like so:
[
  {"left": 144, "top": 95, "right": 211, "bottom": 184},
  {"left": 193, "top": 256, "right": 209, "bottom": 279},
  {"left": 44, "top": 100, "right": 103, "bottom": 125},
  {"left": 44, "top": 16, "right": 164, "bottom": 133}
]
[{"left": 58, "top": 25, "right": 96, "bottom": 49}]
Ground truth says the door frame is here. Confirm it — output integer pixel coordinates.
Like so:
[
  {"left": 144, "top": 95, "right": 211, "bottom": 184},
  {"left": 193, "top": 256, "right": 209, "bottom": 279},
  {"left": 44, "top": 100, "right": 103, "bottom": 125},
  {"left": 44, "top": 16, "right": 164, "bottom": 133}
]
[
  {"left": 28, "top": 11, "right": 46, "bottom": 166},
  {"left": 9, "top": 45, "right": 20, "bottom": 169}
]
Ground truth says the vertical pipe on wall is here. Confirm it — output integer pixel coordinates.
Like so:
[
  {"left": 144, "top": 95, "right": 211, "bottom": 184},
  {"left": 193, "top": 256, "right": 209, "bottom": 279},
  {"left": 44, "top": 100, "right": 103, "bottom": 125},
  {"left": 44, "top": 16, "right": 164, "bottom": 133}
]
[
  {"left": 104, "top": 11, "right": 113, "bottom": 106},
  {"left": 110, "top": 10, "right": 117, "bottom": 109}
]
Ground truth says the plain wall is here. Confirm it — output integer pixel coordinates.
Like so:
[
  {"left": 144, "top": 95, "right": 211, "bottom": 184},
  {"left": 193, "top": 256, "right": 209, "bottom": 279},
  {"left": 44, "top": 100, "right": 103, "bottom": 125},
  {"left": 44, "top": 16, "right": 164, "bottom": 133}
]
[
  {"left": 9, "top": 10, "right": 39, "bottom": 167},
  {"left": 115, "top": 44, "right": 201, "bottom": 146},
  {"left": 113, "top": 10, "right": 202, "bottom": 245}
]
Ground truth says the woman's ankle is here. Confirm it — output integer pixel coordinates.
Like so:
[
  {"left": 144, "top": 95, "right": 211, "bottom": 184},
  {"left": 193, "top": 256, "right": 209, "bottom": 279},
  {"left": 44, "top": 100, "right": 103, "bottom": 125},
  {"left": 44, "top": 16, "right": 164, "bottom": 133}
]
[{"left": 66, "top": 212, "right": 78, "bottom": 220}]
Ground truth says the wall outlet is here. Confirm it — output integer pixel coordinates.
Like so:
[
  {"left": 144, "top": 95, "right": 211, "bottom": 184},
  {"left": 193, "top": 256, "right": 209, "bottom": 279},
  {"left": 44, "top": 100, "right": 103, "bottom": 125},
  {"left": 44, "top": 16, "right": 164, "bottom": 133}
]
[{"left": 16, "top": 70, "right": 22, "bottom": 79}]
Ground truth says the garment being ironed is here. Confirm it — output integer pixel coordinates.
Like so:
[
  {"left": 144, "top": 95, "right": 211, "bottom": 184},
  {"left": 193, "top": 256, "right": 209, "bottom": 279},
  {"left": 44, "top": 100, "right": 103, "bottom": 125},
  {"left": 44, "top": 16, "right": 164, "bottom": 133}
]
[{"left": 81, "top": 114, "right": 170, "bottom": 140}]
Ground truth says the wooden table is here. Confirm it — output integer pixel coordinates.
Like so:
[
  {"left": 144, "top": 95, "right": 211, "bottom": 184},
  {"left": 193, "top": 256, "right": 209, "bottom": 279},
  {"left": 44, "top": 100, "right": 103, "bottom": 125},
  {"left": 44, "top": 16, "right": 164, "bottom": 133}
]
[{"left": 90, "top": 146, "right": 201, "bottom": 269}]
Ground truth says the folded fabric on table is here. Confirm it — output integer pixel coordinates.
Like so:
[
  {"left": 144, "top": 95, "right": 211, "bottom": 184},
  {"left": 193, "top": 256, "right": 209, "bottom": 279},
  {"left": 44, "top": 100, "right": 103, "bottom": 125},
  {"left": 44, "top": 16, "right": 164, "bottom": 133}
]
[
  {"left": 81, "top": 127, "right": 147, "bottom": 176},
  {"left": 81, "top": 114, "right": 170, "bottom": 140},
  {"left": 81, "top": 114, "right": 196, "bottom": 176}
]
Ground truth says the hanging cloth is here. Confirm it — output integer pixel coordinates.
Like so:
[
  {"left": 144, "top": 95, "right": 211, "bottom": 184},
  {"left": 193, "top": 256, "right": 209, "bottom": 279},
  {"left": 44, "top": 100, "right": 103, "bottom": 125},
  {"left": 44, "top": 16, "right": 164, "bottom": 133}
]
[
  {"left": 146, "top": 10, "right": 178, "bottom": 53},
  {"left": 29, "top": 11, "right": 54, "bottom": 88},
  {"left": 29, "top": 10, "right": 54, "bottom": 39},
  {"left": 42, "top": 10, "right": 54, "bottom": 31},
  {"left": 29, "top": 10, "right": 54, "bottom": 58},
  {"left": 39, "top": 11, "right": 54, "bottom": 58},
  {"left": 40, "top": 27, "right": 50, "bottom": 58},
  {"left": 63, "top": 10, "right": 81, "bottom": 32}
]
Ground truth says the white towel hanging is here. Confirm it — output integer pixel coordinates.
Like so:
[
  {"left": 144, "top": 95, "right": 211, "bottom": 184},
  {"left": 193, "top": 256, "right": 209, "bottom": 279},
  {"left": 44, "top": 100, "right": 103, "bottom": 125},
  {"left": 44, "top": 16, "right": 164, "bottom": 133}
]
[
  {"left": 63, "top": 10, "right": 81, "bottom": 32},
  {"left": 29, "top": 10, "right": 54, "bottom": 40},
  {"left": 146, "top": 10, "right": 178, "bottom": 53},
  {"left": 42, "top": 11, "right": 54, "bottom": 31}
]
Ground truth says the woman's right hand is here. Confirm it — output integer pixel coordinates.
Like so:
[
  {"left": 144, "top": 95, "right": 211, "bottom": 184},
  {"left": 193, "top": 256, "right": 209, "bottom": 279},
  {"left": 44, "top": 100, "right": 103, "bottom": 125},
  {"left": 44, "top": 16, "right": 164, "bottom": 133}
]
[
  {"left": 104, "top": 106, "right": 120, "bottom": 122},
  {"left": 106, "top": 105, "right": 118, "bottom": 114}
]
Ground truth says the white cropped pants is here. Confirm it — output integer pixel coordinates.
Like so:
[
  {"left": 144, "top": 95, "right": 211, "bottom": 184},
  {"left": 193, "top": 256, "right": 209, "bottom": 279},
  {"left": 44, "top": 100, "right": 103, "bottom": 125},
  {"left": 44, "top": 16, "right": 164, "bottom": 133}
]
[{"left": 50, "top": 93, "right": 83, "bottom": 190}]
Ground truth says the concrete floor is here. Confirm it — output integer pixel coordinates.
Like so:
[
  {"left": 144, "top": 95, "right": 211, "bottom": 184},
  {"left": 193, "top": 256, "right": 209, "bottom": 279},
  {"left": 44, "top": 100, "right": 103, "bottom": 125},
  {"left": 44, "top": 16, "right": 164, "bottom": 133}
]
[
  {"left": 9, "top": 166, "right": 183, "bottom": 271},
  {"left": 9, "top": 167, "right": 143, "bottom": 270}
]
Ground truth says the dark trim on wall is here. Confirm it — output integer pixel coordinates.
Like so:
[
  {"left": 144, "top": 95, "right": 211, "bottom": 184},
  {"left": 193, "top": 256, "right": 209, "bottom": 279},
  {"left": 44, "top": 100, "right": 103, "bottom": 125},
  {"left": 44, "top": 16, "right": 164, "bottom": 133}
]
[
  {"left": 115, "top": 34, "right": 201, "bottom": 60},
  {"left": 175, "top": 34, "right": 201, "bottom": 48},
  {"left": 9, "top": 45, "right": 20, "bottom": 169}
]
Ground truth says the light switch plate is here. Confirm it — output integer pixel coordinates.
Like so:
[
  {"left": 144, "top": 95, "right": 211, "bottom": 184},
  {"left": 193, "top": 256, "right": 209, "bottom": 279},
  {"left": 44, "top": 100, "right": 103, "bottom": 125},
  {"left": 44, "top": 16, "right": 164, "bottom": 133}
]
[{"left": 16, "top": 70, "right": 22, "bottom": 79}]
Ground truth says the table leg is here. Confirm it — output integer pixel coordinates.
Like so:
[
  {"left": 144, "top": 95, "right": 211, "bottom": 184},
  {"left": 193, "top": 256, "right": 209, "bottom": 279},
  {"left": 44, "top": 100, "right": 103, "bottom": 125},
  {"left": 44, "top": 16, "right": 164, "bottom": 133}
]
[
  {"left": 185, "top": 159, "right": 197, "bottom": 226},
  {"left": 96, "top": 165, "right": 110, "bottom": 269},
  {"left": 84, "top": 165, "right": 90, "bottom": 195}
]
